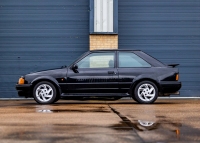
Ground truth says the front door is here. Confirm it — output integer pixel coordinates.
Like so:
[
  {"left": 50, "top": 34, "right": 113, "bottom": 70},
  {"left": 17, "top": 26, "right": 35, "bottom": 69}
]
[{"left": 66, "top": 52, "right": 119, "bottom": 93}]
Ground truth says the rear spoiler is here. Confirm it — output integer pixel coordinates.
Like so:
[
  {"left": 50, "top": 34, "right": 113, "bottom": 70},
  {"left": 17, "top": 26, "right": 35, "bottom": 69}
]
[{"left": 167, "top": 64, "right": 179, "bottom": 68}]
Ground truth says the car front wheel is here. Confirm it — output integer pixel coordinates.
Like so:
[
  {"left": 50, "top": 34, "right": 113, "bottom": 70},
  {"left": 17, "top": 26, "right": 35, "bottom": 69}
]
[
  {"left": 33, "top": 81, "right": 57, "bottom": 104},
  {"left": 134, "top": 81, "right": 158, "bottom": 104}
]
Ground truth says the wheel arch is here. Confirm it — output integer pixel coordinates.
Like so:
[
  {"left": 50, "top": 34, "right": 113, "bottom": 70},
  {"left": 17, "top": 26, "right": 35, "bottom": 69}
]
[
  {"left": 31, "top": 76, "right": 61, "bottom": 97},
  {"left": 130, "top": 78, "right": 160, "bottom": 96}
]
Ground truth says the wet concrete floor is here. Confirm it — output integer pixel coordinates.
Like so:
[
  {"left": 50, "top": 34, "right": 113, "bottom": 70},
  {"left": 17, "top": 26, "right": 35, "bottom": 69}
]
[{"left": 0, "top": 99, "right": 200, "bottom": 143}]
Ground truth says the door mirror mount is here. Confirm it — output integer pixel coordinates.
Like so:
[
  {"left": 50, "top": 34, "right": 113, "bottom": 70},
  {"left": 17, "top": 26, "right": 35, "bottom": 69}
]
[
  {"left": 72, "top": 64, "right": 79, "bottom": 73},
  {"left": 73, "top": 64, "right": 78, "bottom": 69}
]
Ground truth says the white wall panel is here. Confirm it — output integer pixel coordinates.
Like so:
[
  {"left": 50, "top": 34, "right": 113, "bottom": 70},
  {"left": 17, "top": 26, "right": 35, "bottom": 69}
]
[
  {"left": 94, "top": 0, "right": 113, "bottom": 32},
  {"left": 107, "top": 0, "right": 113, "bottom": 32}
]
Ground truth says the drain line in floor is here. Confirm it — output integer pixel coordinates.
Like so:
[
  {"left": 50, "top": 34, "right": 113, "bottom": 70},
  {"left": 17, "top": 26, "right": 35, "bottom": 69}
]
[{"left": 108, "top": 104, "right": 144, "bottom": 143}]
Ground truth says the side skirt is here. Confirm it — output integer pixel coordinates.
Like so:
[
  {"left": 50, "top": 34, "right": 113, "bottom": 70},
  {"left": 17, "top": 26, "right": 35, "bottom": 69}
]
[{"left": 61, "top": 93, "right": 130, "bottom": 97}]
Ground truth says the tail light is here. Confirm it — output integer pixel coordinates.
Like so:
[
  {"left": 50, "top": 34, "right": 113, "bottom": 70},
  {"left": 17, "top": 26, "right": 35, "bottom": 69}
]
[{"left": 176, "top": 74, "right": 179, "bottom": 81}]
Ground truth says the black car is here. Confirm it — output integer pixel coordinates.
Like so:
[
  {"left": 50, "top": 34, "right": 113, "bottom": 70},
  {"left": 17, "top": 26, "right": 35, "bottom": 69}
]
[{"left": 16, "top": 50, "right": 181, "bottom": 104}]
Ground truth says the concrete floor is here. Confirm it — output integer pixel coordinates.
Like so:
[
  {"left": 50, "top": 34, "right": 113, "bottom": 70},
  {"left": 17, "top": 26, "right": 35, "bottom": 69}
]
[{"left": 0, "top": 99, "right": 200, "bottom": 143}]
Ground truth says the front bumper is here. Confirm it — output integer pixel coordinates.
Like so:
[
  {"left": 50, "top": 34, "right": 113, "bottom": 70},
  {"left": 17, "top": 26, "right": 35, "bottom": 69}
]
[
  {"left": 16, "top": 84, "right": 32, "bottom": 97},
  {"left": 160, "top": 81, "right": 181, "bottom": 94}
]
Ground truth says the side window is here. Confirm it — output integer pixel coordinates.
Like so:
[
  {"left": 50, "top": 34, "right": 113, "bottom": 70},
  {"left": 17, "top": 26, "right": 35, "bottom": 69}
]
[
  {"left": 77, "top": 52, "right": 115, "bottom": 68},
  {"left": 118, "top": 52, "right": 151, "bottom": 68}
]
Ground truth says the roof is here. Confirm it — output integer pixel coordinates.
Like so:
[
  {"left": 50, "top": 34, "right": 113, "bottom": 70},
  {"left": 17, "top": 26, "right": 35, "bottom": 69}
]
[{"left": 90, "top": 49, "right": 141, "bottom": 52}]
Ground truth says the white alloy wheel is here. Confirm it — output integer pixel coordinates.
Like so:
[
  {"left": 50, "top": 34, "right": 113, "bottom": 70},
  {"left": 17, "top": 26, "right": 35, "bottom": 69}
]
[
  {"left": 36, "top": 84, "right": 54, "bottom": 102},
  {"left": 138, "top": 83, "right": 155, "bottom": 102},
  {"left": 33, "top": 81, "right": 57, "bottom": 104},
  {"left": 134, "top": 81, "right": 158, "bottom": 104}
]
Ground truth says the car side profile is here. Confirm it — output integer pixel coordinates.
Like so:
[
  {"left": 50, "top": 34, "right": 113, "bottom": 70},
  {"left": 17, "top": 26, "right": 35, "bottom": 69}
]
[{"left": 16, "top": 50, "right": 181, "bottom": 104}]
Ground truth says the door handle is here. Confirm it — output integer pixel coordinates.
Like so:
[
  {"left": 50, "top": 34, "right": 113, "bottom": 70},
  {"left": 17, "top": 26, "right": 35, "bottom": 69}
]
[{"left": 108, "top": 71, "right": 115, "bottom": 74}]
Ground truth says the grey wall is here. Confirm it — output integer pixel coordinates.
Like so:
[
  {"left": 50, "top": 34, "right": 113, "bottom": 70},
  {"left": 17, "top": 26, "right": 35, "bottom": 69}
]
[
  {"left": 118, "top": 0, "right": 200, "bottom": 96},
  {"left": 0, "top": 0, "right": 89, "bottom": 98}
]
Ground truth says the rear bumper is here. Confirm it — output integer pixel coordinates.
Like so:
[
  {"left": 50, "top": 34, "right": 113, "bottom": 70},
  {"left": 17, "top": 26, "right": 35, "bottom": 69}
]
[
  {"left": 16, "top": 84, "right": 32, "bottom": 97},
  {"left": 159, "top": 81, "right": 181, "bottom": 94}
]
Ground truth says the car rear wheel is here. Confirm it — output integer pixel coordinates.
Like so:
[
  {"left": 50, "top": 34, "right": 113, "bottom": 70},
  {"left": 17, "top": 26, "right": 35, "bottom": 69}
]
[
  {"left": 134, "top": 81, "right": 158, "bottom": 104},
  {"left": 33, "top": 81, "right": 57, "bottom": 104}
]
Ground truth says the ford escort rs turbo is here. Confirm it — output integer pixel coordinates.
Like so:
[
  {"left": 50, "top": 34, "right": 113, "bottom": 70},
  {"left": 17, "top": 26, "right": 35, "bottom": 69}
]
[{"left": 16, "top": 50, "right": 181, "bottom": 104}]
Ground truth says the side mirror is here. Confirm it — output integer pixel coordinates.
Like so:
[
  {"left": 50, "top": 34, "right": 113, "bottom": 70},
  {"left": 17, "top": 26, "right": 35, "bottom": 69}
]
[
  {"left": 72, "top": 64, "right": 78, "bottom": 70},
  {"left": 72, "top": 64, "right": 78, "bottom": 73}
]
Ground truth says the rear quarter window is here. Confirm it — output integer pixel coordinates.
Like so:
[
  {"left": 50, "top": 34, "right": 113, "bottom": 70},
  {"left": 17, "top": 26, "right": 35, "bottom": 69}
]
[{"left": 118, "top": 52, "right": 151, "bottom": 68}]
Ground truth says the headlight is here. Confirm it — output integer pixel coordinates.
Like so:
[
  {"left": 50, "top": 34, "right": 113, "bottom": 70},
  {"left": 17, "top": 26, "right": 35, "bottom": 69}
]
[{"left": 18, "top": 76, "right": 25, "bottom": 84}]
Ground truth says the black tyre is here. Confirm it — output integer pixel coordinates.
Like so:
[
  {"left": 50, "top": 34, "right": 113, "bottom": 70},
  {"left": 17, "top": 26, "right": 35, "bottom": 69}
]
[
  {"left": 131, "top": 90, "right": 138, "bottom": 102},
  {"left": 132, "top": 95, "right": 138, "bottom": 102},
  {"left": 134, "top": 81, "right": 158, "bottom": 104},
  {"left": 54, "top": 95, "right": 60, "bottom": 103},
  {"left": 33, "top": 81, "right": 57, "bottom": 104}
]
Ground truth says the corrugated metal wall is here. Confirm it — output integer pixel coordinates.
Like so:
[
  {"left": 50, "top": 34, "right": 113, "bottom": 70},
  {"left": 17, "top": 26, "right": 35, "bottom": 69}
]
[
  {"left": 0, "top": 0, "right": 89, "bottom": 98},
  {"left": 119, "top": 0, "right": 200, "bottom": 96}
]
